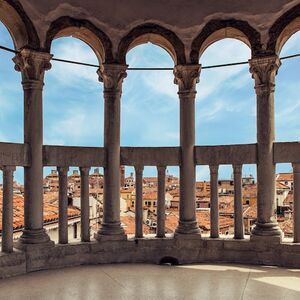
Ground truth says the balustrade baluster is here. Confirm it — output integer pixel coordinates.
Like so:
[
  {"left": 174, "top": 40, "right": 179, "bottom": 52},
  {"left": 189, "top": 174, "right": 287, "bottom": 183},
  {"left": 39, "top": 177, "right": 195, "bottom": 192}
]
[
  {"left": 58, "top": 167, "right": 69, "bottom": 244},
  {"left": 233, "top": 164, "right": 244, "bottom": 239},
  {"left": 156, "top": 166, "right": 166, "bottom": 238},
  {"left": 80, "top": 167, "right": 90, "bottom": 242},
  {"left": 135, "top": 165, "right": 144, "bottom": 238},
  {"left": 1, "top": 166, "right": 16, "bottom": 253},
  {"left": 293, "top": 163, "right": 300, "bottom": 243},
  {"left": 210, "top": 165, "right": 219, "bottom": 238}
]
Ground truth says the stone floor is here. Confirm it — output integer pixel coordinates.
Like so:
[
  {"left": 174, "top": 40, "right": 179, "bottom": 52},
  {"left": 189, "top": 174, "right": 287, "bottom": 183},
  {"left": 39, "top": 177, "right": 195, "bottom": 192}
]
[{"left": 0, "top": 264, "right": 300, "bottom": 299}]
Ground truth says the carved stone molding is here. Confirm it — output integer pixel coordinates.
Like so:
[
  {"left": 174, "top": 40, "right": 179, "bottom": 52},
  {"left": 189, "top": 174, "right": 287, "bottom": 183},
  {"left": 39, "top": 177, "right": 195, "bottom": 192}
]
[
  {"left": 249, "top": 56, "right": 281, "bottom": 94},
  {"left": 173, "top": 64, "right": 201, "bottom": 93},
  {"left": 97, "top": 64, "right": 127, "bottom": 92},
  {"left": 13, "top": 49, "right": 52, "bottom": 85}
]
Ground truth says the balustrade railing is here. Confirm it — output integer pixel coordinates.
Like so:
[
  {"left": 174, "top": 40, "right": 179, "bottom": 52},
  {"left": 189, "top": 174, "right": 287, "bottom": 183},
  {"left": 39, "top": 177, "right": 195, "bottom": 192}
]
[{"left": 2, "top": 141, "right": 300, "bottom": 255}]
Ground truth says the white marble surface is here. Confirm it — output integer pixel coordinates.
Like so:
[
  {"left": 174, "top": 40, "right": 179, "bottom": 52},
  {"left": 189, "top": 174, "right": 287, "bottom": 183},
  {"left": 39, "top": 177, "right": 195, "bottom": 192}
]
[{"left": 0, "top": 264, "right": 300, "bottom": 300}]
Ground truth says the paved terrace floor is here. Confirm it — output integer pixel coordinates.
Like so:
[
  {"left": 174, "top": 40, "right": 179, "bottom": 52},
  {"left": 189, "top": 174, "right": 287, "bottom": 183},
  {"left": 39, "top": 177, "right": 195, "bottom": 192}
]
[{"left": 0, "top": 264, "right": 299, "bottom": 300}]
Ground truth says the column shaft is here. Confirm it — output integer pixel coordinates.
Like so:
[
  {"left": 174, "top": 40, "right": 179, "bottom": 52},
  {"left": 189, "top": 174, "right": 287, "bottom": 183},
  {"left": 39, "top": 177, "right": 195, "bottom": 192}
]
[
  {"left": 1, "top": 166, "right": 16, "bottom": 253},
  {"left": 80, "top": 167, "right": 90, "bottom": 242},
  {"left": 156, "top": 166, "right": 166, "bottom": 238},
  {"left": 135, "top": 166, "right": 144, "bottom": 238},
  {"left": 58, "top": 167, "right": 69, "bottom": 244},
  {"left": 210, "top": 165, "right": 219, "bottom": 238},
  {"left": 96, "top": 64, "right": 127, "bottom": 239},
  {"left": 293, "top": 163, "right": 300, "bottom": 243},
  {"left": 249, "top": 56, "right": 282, "bottom": 240},
  {"left": 174, "top": 65, "right": 201, "bottom": 235},
  {"left": 13, "top": 49, "right": 52, "bottom": 246},
  {"left": 233, "top": 164, "right": 244, "bottom": 239}
]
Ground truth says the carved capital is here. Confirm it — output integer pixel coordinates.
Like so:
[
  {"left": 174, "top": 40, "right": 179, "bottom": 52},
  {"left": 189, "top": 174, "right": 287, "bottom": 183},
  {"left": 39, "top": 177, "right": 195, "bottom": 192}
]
[
  {"left": 97, "top": 64, "right": 127, "bottom": 92},
  {"left": 13, "top": 49, "right": 52, "bottom": 85},
  {"left": 173, "top": 64, "right": 201, "bottom": 93},
  {"left": 233, "top": 164, "right": 242, "bottom": 175},
  {"left": 249, "top": 56, "right": 281, "bottom": 94}
]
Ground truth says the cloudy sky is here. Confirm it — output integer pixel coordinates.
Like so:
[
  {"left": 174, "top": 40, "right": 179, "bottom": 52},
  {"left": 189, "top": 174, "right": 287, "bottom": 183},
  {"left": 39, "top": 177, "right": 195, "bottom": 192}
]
[{"left": 0, "top": 21, "right": 300, "bottom": 182}]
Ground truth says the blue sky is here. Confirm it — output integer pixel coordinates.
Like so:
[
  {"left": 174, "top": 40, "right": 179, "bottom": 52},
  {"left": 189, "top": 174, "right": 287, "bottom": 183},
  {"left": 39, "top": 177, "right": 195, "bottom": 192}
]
[{"left": 1, "top": 21, "right": 300, "bottom": 182}]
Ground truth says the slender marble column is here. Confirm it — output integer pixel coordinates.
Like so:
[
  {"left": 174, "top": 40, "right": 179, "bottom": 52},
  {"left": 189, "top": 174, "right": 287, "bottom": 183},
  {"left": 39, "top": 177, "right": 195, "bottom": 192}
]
[
  {"left": 233, "top": 164, "right": 244, "bottom": 239},
  {"left": 58, "top": 167, "right": 69, "bottom": 244},
  {"left": 1, "top": 166, "right": 16, "bottom": 253},
  {"left": 156, "top": 166, "right": 166, "bottom": 238},
  {"left": 95, "top": 64, "right": 127, "bottom": 240},
  {"left": 174, "top": 64, "right": 201, "bottom": 235},
  {"left": 80, "top": 167, "right": 90, "bottom": 242},
  {"left": 292, "top": 163, "right": 300, "bottom": 243},
  {"left": 135, "top": 165, "right": 144, "bottom": 239},
  {"left": 210, "top": 165, "right": 219, "bottom": 238},
  {"left": 249, "top": 56, "right": 282, "bottom": 240},
  {"left": 13, "top": 49, "right": 52, "bottom": 245}
]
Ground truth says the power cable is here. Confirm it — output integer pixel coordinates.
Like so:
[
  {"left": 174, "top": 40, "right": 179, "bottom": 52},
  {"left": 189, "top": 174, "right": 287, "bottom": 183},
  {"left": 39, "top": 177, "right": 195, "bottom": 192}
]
[{"left": 1, "top": 44, "right": 299, "bottom": 71}]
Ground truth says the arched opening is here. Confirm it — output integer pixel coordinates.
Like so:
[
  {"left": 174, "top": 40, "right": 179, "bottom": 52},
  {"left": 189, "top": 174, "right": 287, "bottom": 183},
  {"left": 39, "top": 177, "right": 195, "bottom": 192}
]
[
  {"left": 274, "top": 30, "right": 300, "bottom": 239},
  {"left": 120, "top": 40, "right": 179, "bottom": 237},
  {"left": 44, "top": 37, "right": 103, "bottom": 147},
  {"left": 276, "top": 31, "right": 300, "bottom": 143},
  {"left": 196, "top": 38, "right": 254, "bottom": 148},
  {"left": 121, "top": 42, "right": 178, "bottom": 147},
  {"left": 0, "top": 0, "right": 36, "bottom": 50},
  {"left": 0, "top": 21, "right": 23, "bottom": 182}
]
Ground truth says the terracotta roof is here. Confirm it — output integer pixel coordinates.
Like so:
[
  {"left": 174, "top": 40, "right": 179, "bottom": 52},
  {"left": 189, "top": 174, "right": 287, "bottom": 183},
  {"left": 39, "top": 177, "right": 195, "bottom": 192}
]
[
  {"left": 0, "top": 194, "right": 81, "bottom": 232},
  {"left": 276, "top": 182, "right": 290, "bottom": 189},
  {"left": 276, "top": 173, "right": 293, "bottom": 182}
]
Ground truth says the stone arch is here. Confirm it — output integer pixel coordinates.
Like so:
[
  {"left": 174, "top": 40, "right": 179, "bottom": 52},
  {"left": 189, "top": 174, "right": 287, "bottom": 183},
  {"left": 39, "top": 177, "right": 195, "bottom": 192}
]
[
  {"left": 190, "top": 19, "right": 262, "bottom": 63},
  {"left": 117, "top": 23, "right": 186, "bottom": 65},
  {"left": 268, "top": 4, "right": 300, "bottom": 55},
  {"left": 0, "top": 0, "right": 40, "bottom": 49},
  {"left": 44, "top": 16, "right": 113, "bottom": 64}
]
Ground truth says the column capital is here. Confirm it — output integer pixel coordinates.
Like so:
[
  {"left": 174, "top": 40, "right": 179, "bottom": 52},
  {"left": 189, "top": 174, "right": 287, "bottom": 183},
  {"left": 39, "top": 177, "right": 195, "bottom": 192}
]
[
  {"left": 13, "top": 49, "right": 52, "bottom": 86},
  {"left": 209, "top": 165, "right": 219, "bottom": 175},
  {"left": 249, "top": 55, "right": 281, "bottom": 94},
  {"left": 0, "top": 166, "right": 16, "bottom": 172},
  {"left": 97, "top": 64, "right": 128, "bottom": 92},
  {"left": 173, "top": 64, "right": 201, "bottom": 93}
]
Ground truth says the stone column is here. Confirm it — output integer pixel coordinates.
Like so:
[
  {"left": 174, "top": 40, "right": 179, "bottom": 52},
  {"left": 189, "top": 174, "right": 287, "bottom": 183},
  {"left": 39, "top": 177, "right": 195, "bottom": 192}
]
[
  {"left": 13, "top": 49, "right": 52, "bottom": 246},
  {"left": 58, "top": 167, "right": 69, "bottom": 244},
  {"left": 249, "top": 56, "right": 282, "bottom": 241},
  {"left": 135, "top": 165, "right": 144, "bottom": 239},
  {"left": 80, "top": 167, "right": 90, "bottom": 242},
  {"left": 95, "top": 64, "right": 127, "bottom": 241},
  {"left": 1, "top": 166, "right": 16, "bottom": 253},
  {"left": 210, "top": 165, "right": 219, "bottom": 238},
  {"left": 292, "top": 163, "right": 300, "bottom": 243},
  {"left": 156, "top": 166, "right": 166, "bottom": 238},
  {"left": 233, "top": 164, "right": 244, "bottom": 239},
  {"left": 174, "top": 64, "right": 201, "bottom": 235}
]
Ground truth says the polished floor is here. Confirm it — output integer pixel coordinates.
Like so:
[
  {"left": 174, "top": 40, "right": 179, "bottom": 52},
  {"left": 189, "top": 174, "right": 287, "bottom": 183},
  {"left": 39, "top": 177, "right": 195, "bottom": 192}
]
[{"left": 0, "top": 264, "right": 300, "bottom": 300}]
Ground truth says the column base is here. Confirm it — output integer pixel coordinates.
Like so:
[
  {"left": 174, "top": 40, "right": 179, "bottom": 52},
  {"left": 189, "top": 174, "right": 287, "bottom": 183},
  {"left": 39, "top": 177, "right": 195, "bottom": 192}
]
[
  {"left": 175, "top": 220, "right": 201, "bottom": 235},
  {"left": 95, "top": 222, "right": 127, "bottom": 241},
  {"left": 15, "top": 228, "right": 54, "bottom": 250},
  {"left": 251, "top": 222, "right": 283, "bottom": 243}
]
